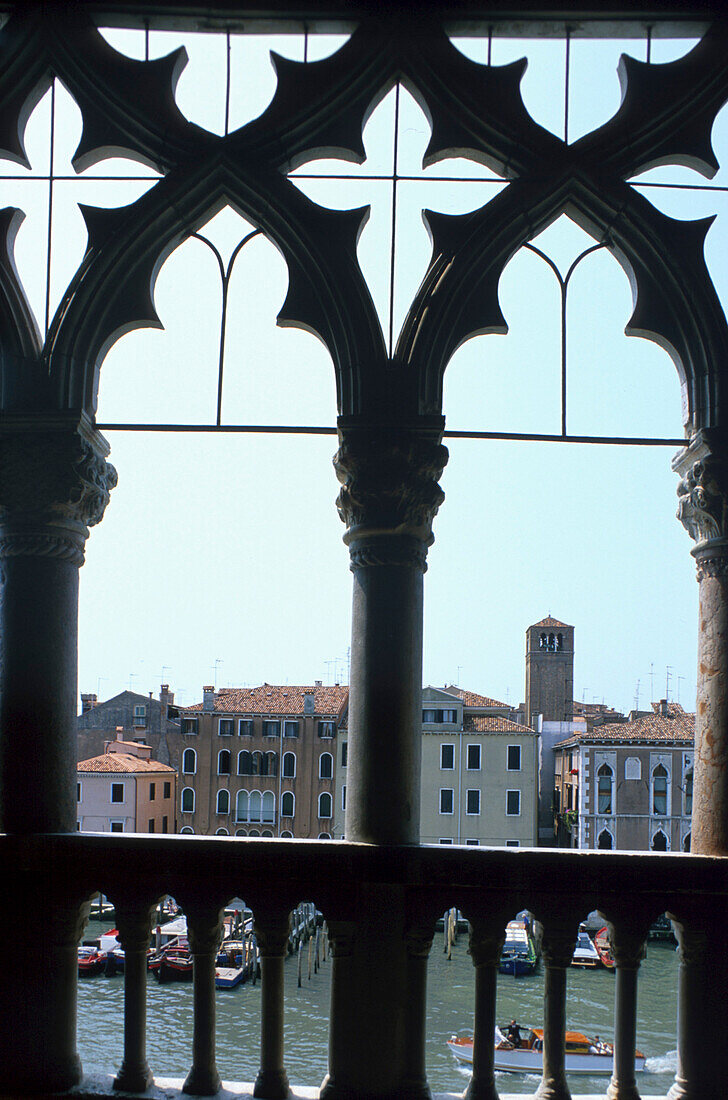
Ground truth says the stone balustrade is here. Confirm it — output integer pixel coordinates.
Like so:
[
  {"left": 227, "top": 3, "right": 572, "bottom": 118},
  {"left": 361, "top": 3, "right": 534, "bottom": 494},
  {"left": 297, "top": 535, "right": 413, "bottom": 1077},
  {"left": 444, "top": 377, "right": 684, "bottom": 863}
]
[{"left": 2, "top": 833, "right": 726, "bottom": 1099}]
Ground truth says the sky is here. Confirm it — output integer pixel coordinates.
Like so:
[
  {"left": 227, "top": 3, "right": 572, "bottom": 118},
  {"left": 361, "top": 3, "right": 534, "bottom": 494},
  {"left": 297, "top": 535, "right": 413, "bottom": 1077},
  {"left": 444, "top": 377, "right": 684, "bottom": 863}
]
[{"left": 2, "top": 22, "right": 726, "bottom": 714}]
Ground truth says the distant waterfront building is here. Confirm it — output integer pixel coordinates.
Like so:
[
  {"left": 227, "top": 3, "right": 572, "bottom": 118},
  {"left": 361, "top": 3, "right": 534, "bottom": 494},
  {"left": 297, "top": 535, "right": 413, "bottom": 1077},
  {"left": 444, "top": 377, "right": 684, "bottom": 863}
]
[
  {"left": 553, "top": 701, "right": 694, "bottom": 852},
  {"left": 178, "top": 683, "right": 348, "bottom": 838},
  {"left": 77, "top": 738, "right": 176, "bottom": 834},
  {"left": 77, "top": 684, "right": 183, "bottom": 770}
]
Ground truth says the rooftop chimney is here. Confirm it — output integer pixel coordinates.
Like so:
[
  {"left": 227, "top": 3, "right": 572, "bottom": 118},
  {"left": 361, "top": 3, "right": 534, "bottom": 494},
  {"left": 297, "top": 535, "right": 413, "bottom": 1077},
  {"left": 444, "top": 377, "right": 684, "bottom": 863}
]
[
  {"left": 203, "top": 685, "right": 215, "bottom": 712},
  {"left": 315, "top": 680, "right": 322, "bottom": 687},
  {"left": 80, "top": 693, "right": 97, "bottom": 713},
  {"left": 659, "top": 698, "right": 669, "bottom": 717}
]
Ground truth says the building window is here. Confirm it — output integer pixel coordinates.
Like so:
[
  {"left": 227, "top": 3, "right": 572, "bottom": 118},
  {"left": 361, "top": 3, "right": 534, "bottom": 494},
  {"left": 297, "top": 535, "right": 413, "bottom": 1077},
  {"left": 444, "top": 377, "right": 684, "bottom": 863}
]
[
  {"left": 423, "top": 708, "right": 458, "bottom": 724},
  {"left": 597, "top": 828, "right": 614, "bottom": 849},
  {"left": 318, "top": 832, "right": 331, "bottom": 840},
  {"left": 263, "top": 720, "right": 280, "bottom": 738},
  {"left": 215, "top": 749, "right": 231, "bottom": 775},
  {"left": 281, "top": 829, "right": 293, "bottom": 838},
  {"left": 239, "top": 719, "right": 253, "bottom": 736},
  {"left": 216, "top": 828, "right": 229, "bottom": 836},
  {"left": 341, "top": 740, "right": 348, "bottom": 767},
  {"left": 110, "top": 821, "right": 124, "bottom": 833},
  {"left": 182, "top": 748, "right": 196, "bottom": 774},
  {"left": 505, "top": 840, "right": 520, "bottom": 847},
  {"left": 466, "top": 744, "right": 481, "bottom": 770},
  {"left": 236, "top": 790, "right": 249, "bottom": 822},
  {"left": 440, "top": 744, "right": 455, "bottom": 770},
  {"left": 466, "top": 789, "right": 480, "bottom": 815},
  {"left": 439, "top": 789, "right": 454, "bottom": 815},
  {"left": 284, "top": 721, "right": 299, "bottom": 738},
  {"left": 149, "top": 782, "right": 156, "bottom": 800},
  {"left": 217, "top": 789, "right": 230, "bottom": 815},
  {"left": 319, "top": 752, "right": 333, "bottom": 780},
  {"left": 262, "top": 791, "right": 275, "bottom": 824},
  {"left": 319, "top": 792, "right": 332, "bottom": 818},
  {"left": 318, "top": 720, "right": 336, "bottom": 738},
  {"left": 282, "top": 752, "right": 296, "bottom": 779},
  {"left": 182, "top": 718, "right": 198, "bottom": 735},
  {"left": 506, "top": 790, "right": 521, "bottom": 816},
  {"left": 238, "top": 750, "right": 252, "bottom": 776},
  {"left": 507, "top": 744, "right": 521, "bottom": 771},
  {"left": 651, "top": 828, "right": 669, "bottom": 851},
  {"left": 423, "top": 709, "right": 436, "bottom": 723},
  {"left": 342, "top": 785, "right": 346, "bottom": 811},
  {"left": 111, "top": 783, "right": 124, "bottom": 803},
  {"left": 181, "top": 787, "right": 195, "bottom": 814},
  {"left": 180, "top": 826, "right": 194, "bottom": 834},
  {"left": 281, "top": 791, "right": 295, "bottom": 818},
  {"left": 465, "top": 838, "right": 479, "bottom": 846},
  {"left": 162, "top": 816, "right": 168, "bottom": 833},
  {"left": 133, "top": 705, "right": 146, "bottom": 727},
  {"left": 77, "top": 782, "right": 82, "bottom": 802},
  {"left": 684, "top": 768, "right": 693, "bottom": 815},
  {"left": 439, "top": 838, "right": 453, "bottom": 844},
  {"left": 164, "top": 781, "right": 171, "bottom": 799},
  {"left": 652, "top": 764, "right": 669, "bottom": 816},
  {"left": 219, "top": 718, "right": 234, "bottom": 736},
  {"left": 597, "top": 763, "right": 613, "bottom": 814},
  {"left": 266, "top": 751, "right": 279, "bottom": 777},
  {"left": 148, "top": 819, "right": 155, "bottom": 833}
]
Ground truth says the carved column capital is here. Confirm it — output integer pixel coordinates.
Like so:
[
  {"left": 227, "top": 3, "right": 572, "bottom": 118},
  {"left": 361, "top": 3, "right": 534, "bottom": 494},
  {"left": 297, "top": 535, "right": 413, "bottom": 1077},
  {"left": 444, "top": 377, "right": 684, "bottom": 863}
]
[
  {"left": 183, "top": 903, "right": 225, "bottom": 955},
  {"left": 539, "top": 916, "right": 580, "bottom": 969},
  {"left": 404, "top": 919, "right": 435, "bottom": 959},
  {"left": 326, "top": 919, "right": 356, "bottom": 958},
  {"left": 674, "top": 431, "right": 728, "bottom": 578},
  {"left": 333, "top": 419, "right": 448, "bottom": 572},
  {"left": 252, "top": 908, "right": 291, "bottom": 958},
  {"left": 467, "top": 917, "right": 507, "bottom": 969},
  {"left": 114, "top": 901, "right": 159, "bottom": 952},
  {"left": 0, "top": 416, "right": 117, "bottom": 566}
]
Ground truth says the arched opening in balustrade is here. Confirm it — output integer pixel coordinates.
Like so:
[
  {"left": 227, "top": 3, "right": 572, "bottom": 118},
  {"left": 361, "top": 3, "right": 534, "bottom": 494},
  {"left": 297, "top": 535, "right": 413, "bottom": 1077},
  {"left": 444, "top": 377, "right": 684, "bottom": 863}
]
[{"left": 597, "top": 828, "right": 614, "bottom": 850}]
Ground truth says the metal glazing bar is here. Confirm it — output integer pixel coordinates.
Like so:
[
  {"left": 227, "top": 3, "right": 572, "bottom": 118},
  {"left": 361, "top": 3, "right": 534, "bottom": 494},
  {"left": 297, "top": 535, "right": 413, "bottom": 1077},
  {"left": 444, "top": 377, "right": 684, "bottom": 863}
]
[
  {"left": 564, "top": 26, "right": 571, "bottom": 144},
  {"left": 388, "top": 83, "right": 401, "bottom": 358},
  {"left": 44, "top": 80, "right": 56, "bottom": 340}
]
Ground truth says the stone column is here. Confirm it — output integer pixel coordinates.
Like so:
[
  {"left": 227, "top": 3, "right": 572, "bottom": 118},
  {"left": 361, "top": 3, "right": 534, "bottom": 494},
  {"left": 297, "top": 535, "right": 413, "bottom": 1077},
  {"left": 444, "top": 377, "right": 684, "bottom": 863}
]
[
  {"left": 253, "top": 906, "right": 291, "bottom": 1100},
  {"left": 320, "top": 920, "right": 356, "bottom": 1100},
  {"left": 0, "top": 416, "right": 115, "bottom": 1094},
  {"left": 667, "top": 913, "right": 726, "bottom": 1100},
  {"left": 535, "top": 918, "right": 578, "bottom": 1100},
  {"left": 603, "top": 917, "right": 648, "bottom": 1100},
  {"left": 183, "top": 904, "right": 224, "bottom": 1096},
  {"left": 334, "top": 418, "right": 448, "bottom": 846},
  {"left": 465, "top": 917, "right": 507, "bottom": 1100},
  {"left": 113, "top": 901, "right": 158, "bottom": 1092},
  {"left": 674, "top": 430, "right": 728, "bottom": 854},
  {"left": 403, "top": 919, "right": 436, "bottom": 1099},
  {"left": 322, "top": 418, "right": 446, "bottom": 1100}
]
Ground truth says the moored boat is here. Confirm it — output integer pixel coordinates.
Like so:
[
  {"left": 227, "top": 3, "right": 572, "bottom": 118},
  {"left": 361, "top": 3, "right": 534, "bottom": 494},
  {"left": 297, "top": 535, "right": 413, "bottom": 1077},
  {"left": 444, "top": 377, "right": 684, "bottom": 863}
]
[
  {"left": 78, "top": 945, "right": 108, "bottom": 976},
  {"left": 499, "top": 919, "right": 538, "bottom": 976},
  {"left": 152, "top": 937, "right": 193, "bottom": 982},
  {"left": 571, "top": 927, "right": 601, "bottom": 968},
  {"left": 594, "top": 926, "right": 615, "bottom": 969},
  {"left": 447, "top": 1026, "right": 646, "bottom": 1075}
]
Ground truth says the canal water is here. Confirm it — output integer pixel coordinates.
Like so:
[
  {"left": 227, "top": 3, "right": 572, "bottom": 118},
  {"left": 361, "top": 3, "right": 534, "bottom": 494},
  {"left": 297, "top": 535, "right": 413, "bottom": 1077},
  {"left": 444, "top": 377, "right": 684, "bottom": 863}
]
[{"left": 79, "top": 918, "right": 679, "bottom": 1095}]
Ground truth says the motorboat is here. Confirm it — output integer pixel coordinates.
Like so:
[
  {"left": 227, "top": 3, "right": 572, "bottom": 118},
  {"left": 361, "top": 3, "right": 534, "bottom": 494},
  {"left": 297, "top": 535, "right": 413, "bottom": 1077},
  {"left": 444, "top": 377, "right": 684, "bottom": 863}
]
[
  {"left": 152, "top": 938, "right": 193, "bottom": 982},
  {"left": 499, "top": 919, "right": 538, "bottom": 976},
  {"left": 447, "top": 1026, "right": 646, "bottom": 1075},
  {"left": 78, "top": 945, "right": 108, "bottom": 976},
  {"left": 571, "top": 927, "right": 601, "bottom": 968},
  {"left": 594, "top": 926, "right": 615, "bottom": 969}
]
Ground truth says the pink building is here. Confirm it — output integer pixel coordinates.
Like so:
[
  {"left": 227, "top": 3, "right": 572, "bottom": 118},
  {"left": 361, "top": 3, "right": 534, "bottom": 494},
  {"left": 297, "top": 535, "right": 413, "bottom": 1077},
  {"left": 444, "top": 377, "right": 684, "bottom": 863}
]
[{"left": 77, "top": 739, "right": 176, "bottom": 834}]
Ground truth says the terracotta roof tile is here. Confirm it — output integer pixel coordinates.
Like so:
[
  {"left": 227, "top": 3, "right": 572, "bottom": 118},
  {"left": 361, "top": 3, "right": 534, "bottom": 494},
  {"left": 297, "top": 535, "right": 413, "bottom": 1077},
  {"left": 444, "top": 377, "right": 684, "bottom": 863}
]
[
  {"left": 78, "top": 754, "right": 175, "bottom": 774},
  {"left": 445, "top": 686, "right": 508, "bottom": 708},
  {"left": 555, "top": 702, "right": 694, "bottom": 748},
  {"left": 464, "top": 715, "right": 535, "bottom": 734},
  {"left": 184, "top": 684, "right": 349, "bottom": 717},
  {"left": 533, "top": 616, "right": 570, "bottom": 628}
]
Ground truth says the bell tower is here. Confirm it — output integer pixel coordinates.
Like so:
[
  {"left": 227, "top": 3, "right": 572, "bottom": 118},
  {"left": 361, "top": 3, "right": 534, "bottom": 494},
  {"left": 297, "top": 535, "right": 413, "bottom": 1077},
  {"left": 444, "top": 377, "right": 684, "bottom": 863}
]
[{"left": 525, "top": 616, "right": 574, "bottom": 726}]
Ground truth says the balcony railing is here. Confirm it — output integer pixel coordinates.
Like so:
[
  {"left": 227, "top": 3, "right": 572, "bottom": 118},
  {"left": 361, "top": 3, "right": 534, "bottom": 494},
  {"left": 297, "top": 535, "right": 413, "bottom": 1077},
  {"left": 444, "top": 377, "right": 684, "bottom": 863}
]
[{"left": 3, "top": 834, "right": 726, "bottom": 1099}]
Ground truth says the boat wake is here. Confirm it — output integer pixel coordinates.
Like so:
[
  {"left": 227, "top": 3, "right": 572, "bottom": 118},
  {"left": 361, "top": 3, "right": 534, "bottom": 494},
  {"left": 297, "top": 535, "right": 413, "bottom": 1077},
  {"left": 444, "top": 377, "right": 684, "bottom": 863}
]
[{"left": 645, "top": 1050, "right": 678, "bottom": 1075}]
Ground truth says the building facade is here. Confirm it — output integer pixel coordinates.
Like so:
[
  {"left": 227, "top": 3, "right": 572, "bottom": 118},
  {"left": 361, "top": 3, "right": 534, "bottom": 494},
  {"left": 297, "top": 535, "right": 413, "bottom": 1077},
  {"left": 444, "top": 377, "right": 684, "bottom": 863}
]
[
  {"left": 77, "top": 739, "right": 176, "bottom": 834},
  {"left": 554, "top": 701, "right": 694, "bottom": 851},
  {"left": 77, "top": 685, "right": 183, "bottom": 770},
  {"left": 178, "top": 683, "right": 348, "bottom": 838}
]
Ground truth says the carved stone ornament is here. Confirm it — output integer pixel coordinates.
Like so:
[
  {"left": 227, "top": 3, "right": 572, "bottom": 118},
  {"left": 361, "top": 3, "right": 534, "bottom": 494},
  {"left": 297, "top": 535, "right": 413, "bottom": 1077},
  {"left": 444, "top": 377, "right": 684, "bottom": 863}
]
[
  {"left": 333, "top": 427, "right": 448, "bottom": 569},
  {"left": 673, "top": 432, "right": 728, "bottom": 577},
  {"left": 0, "top": 425, "right": 117, "bottom": 564}
]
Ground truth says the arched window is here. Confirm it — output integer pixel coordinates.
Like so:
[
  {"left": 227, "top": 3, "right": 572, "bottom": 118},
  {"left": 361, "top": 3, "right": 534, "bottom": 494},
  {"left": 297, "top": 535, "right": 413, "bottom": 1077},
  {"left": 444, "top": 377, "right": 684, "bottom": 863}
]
[
  {"left": 216, "top": 827, "right": 229, "bottom": 835},
  {"left": 182, "top": 748, "right": 196, "bottom": 774},
  {"left": 281, "top": 830, "right": 293, "bottom": 838},
  {"left": 236, "top": 790, "right": 249, "bottom": 823},
  {"left": 684, "top": 768, "right": 693, "bottom": 815},
  {"left": 652, "top": 764, "right": 669, "bottom": 816},
  {"left": 597, "top": 763, "right": 613, "bottom": 814},
  {"left": 556, "top": 632, "right": 564, "bottom": 650},
  {"left": 319, "top": 752, "right": 333, "bottom": 780},
  {"left": 249, "top": 829, "right": 260, "bottom": 837},
  {"left": 597, "top": 828, "right": 614, "bottom": 850},
  {"left": 281, "top": 791, "right": 295, "bottom": 818},
  {"left": 683, "top": 832, "right": 691, "bottom": 852},
  {"left": 652, "top": 829, "right": 669, "bottom": 851},
  {"left": 266, "top": 751, "right": 279, "bottom": 777},
  {"left": 319, "top": 792, "right": 332, "bottom": 819},
  {"left": 238, "top": 750, "right": 252, "bottom": 776},
  {"left": 218, "top": 749, "right": 231, "bottom": 775},
  {"left": 252, "top": 751, "right": 263, "bottom": 776},
  {"left": 180, "top": 826, "right": 194, "bottom": 834},
  {"left": 216, "top": 789, "right": 230, "bottom": 815},
  {"left": 318, "top": 832, "right": 331, "bottom": 839},
  {"left": 262, "top": 829, "right": 273, "bottom": 837},
  {"left": 262, "top": 791, "right": 275, "bottom": 824},
  {"left": 249, "top": 790, "right": 262, "bottom": 822},
  {"left": 235, "top": 828, "right": 247, "bottom": 836},
  {"left": 181, "top": 787, "right": 195, "bottom": 813},
  {"left": 540, "top": 633, "right": 547, "bottom": 649},
  {"left": 283, "top": 752, "right": 296, "bottom": 778}
]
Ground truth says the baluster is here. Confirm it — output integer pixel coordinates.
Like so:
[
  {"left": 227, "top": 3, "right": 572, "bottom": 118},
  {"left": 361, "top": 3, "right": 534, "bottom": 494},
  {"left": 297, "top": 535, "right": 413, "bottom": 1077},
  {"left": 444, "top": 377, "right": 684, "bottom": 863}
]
[
  {"left": 603, "top": 914, "right": 649, "bottom": 1100},
  {"left": 668, "top": 914, "right": 720, "bottom": 1100},
  {"left": 403, "top": 917, "right": 436, "bottom": 1099},
  {"left": 113, "top": 900, "right": 159, "bottom": 1092},
  {"left": 253, "top": 906, "right": 292, "bottom": 1100},
  {"left": 535, "top": 916, "right": 579, "bottom": 1100},
  {"left": 182, "top": 903, "right": 224, "bottom": 1096},
  {"left": 464, "top": 916, "right": 507, "bottom": 1100},
  {"left": 321, "top": 920, "right": 356, "bottom": 1100}
]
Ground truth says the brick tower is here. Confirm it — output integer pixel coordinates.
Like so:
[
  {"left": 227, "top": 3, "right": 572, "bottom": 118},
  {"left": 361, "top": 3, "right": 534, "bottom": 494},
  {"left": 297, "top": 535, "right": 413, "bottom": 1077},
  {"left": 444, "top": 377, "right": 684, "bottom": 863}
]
[{"left": 525, "top": 616, "right": 574, "bottom": 726}]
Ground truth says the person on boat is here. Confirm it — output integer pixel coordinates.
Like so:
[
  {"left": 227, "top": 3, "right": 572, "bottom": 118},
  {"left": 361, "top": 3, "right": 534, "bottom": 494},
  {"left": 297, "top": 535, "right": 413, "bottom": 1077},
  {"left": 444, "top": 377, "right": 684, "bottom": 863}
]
[{"left": 506, "top": 1020, "right": 522, "bottom": 1048}]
